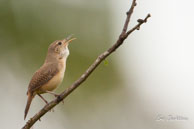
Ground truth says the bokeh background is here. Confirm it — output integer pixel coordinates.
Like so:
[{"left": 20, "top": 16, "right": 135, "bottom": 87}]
[{"left": 0, "top": 0, "right": 193, "bottom": 129}]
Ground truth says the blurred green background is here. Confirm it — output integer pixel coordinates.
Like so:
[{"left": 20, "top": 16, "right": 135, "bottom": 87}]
[
  {"left": 0, "top": 0, "right": 121, "bottom": 98},
  {"left": 0, "top": 0, "right": 127, "bottom": 129}
]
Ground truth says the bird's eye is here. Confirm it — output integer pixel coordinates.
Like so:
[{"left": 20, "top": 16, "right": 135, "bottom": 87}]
[{"left": 58, "top": 42, "right": 62, "bottom": 45}]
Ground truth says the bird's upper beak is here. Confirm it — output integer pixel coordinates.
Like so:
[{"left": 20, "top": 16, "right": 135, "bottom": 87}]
[{"left": 62, "top": 35, "right": 76, "bottom": 44}]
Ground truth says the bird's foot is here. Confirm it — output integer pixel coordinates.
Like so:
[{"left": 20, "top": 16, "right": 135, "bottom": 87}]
[
  {"left": 45, "top": 91, "right": 64, "bottom": 104},
  {"left": 54, "top": 94, "right": 64, "bottom": 104}
]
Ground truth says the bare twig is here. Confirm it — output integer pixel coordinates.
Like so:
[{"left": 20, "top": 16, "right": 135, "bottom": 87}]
[
  {"left": 22, "top": 1, "right": 150, "bottom": 129},
  {"left": 126, "top": 14, "right": 151, "bottom": 36},
  {"left": 122, "top": 0, "right": 136, "bottom": 34}
]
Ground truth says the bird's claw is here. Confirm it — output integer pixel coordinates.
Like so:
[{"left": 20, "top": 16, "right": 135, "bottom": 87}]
[{"left": 54, "top": 95, "right": 64, "bottom": 104}]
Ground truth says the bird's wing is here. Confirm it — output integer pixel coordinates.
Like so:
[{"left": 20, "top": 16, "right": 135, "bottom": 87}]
[{"left": 28, "top": 63, "right": 59, "bottom": 93}]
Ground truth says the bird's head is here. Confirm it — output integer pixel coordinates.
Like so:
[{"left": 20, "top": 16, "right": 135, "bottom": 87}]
[{"left": 46, "top": 35, "right": 76, "bottom": 62}]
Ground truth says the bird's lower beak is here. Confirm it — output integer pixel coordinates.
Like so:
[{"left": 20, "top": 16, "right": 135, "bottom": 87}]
[
  {"left": 63, "top": 35, "right": 76, "bottom": 44},
  {"left": 67, "top": 37, "right": 76, "bottom": 43}
]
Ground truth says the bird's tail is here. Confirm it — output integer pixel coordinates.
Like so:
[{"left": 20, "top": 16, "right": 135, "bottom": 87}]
[{"left": 24, "top": 92, "right": 34, "bottom": 120}]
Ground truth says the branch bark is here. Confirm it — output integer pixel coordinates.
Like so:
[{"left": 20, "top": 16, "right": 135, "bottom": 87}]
[{"left": 22, "top": 0, "right": 150, "bottom": 128}]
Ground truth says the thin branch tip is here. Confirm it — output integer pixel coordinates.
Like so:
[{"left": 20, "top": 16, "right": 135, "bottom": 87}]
[
  {"left": 137, "top": 19, "right": 144, "bottom": 23},
  {"left": 137, "top": 13, "right": 151, "bottom": 24},
  {"left": 145, "top": 13, "right": 151, "bottom": 22},
  {"left": 123, "top": 0, "right": 137, "bottom": 33}
]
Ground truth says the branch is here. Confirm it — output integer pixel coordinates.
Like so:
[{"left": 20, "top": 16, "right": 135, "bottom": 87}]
[
  {"left": 122, "top": 0, "right": 136, "bottom": 34},
  {"left": 22, "top": 1, "right": 150, "bottom": 129}
]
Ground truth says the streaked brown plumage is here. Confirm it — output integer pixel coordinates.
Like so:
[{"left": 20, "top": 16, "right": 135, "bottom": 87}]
[
  {"left": 28, "top": 63, "right": 59, "bottom": 93},
  {"left": 24, "top": 36, "right": 75, "bottom": 120}
]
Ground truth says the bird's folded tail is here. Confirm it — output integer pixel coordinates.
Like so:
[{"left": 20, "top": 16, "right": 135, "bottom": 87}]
[{"left": 24, "top": 92, "right": 34, "bottom": 120}]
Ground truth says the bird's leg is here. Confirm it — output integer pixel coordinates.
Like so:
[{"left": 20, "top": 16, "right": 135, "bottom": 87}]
[
  {"left": 45, "top": 91, "right": 59, "bottom": 97},
  {"left": 37, "top": 94, "right": 48, "bottom": 104},
  {"left": 37, "top": 94, "right": 54, "bottom": 112},
  {"left": 45, "top": 91, "right": 64, "bottom": 104}
]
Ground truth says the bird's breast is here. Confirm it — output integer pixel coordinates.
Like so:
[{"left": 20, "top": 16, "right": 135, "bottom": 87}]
[{"left": 40, "top": 61, "right": 66, "bottom": 92}]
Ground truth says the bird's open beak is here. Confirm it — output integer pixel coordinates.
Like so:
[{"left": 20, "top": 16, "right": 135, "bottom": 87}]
[{"left": 63, "top": 34, "right": 76, "bottom": 44}]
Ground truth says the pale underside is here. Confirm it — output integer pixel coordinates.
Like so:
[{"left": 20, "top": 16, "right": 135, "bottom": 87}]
[{"left": 37, "top": 66, "right": 65, "bottom": 94}]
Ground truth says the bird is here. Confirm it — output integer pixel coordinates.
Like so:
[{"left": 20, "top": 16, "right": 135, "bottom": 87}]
[{"left": 24, "top": 35, "right": 76, "bottom": 120}]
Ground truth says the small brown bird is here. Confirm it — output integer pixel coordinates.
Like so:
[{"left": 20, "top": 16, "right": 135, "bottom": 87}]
[{"left": 24, "top": 35, "right": 76, "bottom": 120}]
